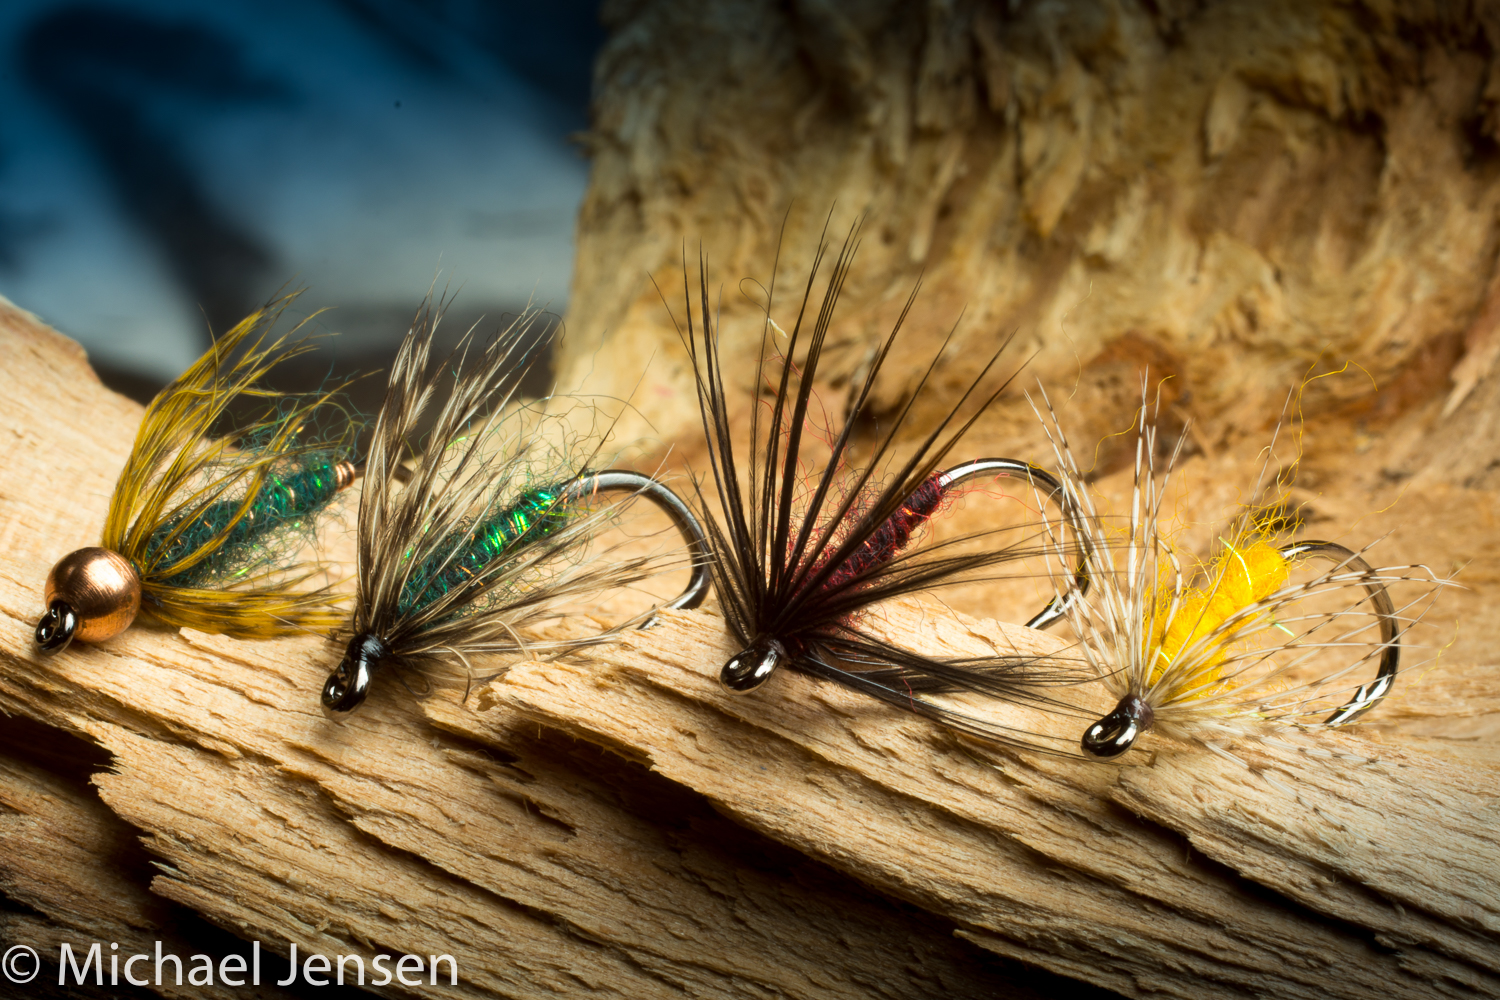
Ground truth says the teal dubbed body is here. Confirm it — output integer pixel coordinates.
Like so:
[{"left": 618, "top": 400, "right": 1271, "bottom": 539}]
[
  {"left": 148, "top": 454, "right": 354, "bottom": 590},
  {"left": 396, "top": 483, "right": 574, "bottom": 616}
]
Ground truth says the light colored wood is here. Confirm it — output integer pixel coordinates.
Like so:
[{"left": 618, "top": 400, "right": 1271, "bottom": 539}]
[
  {"left": 516, "top": 6, "right": 1500, "bottom": 992},
  {"left": 0, "top": 723, "right": 302, "bottom": 1000},
  {"left": 1, "top": 294, "right": 1496, "bottom": 998},
  {"left": 559, "top": 0, "right": 1500, "bottom": 494},
  {"left": 0, "top": 302, "right": 1053, "bottom": 999},
  {"left": 7, "top": 3, "right": 1500, "bottom": 993},
  {"left": 491, "top": 605, "right": 1500, "bottom": 999}
]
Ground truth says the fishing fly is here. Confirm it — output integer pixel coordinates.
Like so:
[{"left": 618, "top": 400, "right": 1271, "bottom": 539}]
[
  {"left": 1030, "top": 386, "right": 1442, "bottom": 760},
  {"left": 320, "top": 301, "right": 712, "bottom": 714},
  {"left": 34, "top": 299, "right": 359, "bottom": 653},
  {"left": 670, "top": 227, "right": 1092, "bottom": 750}
]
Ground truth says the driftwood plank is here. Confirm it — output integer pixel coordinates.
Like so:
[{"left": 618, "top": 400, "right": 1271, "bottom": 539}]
[
  {"left": 0, "top": 716, "right": 306, "bottom": 1000},
  {"left": 0, "top": 303, "right": 1069, "bottom": 998},
  {"left": 490, "top": 604, "right": 1500, "bottom": 999}
]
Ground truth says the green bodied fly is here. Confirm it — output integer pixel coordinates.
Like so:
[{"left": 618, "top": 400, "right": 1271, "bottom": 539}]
[{"left": 397, "top": 483, "right": 575, "bottom": 615}]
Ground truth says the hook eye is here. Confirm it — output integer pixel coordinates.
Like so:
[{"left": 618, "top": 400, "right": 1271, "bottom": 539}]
[
  {"left": 322, "top": 633, "right": 389, "bottom": 715},
  {"left": 35, "top": 600, "right": 78, "bottom": 654},
  {"left": 720, "top": 639, "right": 784, "bottom": 694},
  {"left": 1081, "top": 695, "right": 1153, "bottom": 758}
]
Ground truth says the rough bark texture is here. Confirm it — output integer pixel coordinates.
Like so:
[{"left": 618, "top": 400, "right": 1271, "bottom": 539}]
[
  {"left": 488, "top": 605, "right": 1500, "bottom": 999},
  {"left": 558, "top": 0, "right": 1500, "bottom": 495},
  {"left": 530, "top": 1, "right": 1500, "bottom": 995},
  {"left": 0, "top": 305, "right": 1091, "bottom": 999},
  {"left": 2, "top": 297, "right": 1494, "bottom": 998},
  {"left": 5, "top": 2, "right": 1500, "bottom": 997}
]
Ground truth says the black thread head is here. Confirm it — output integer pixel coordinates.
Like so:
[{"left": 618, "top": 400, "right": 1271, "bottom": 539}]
[
  {"left": 1081, "top": 694, "right": 1154, "bottom": 758},
  {"left": 323, "top": 633, "right": 391, "bottom": 714},
  {"left": 720, "top": 637, "right": 785, "bottom": 694}
]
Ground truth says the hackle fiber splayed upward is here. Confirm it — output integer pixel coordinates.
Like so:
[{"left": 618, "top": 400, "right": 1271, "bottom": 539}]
[
  {"left": 35, "top": 295, "right": 360, "bottom": 653},
  {"left": 1029, "top": 386, "right": 1447, "bottom": 761},
  {"left": 321, "top": 298, "right": 710, "bottom": 714},
  {"left": 671, "top": 222, "right": 1096, "bottom": 754}
]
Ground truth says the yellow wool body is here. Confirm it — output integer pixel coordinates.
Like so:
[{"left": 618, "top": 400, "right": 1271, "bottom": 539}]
[{"left": 1148, "top": 540, "right": 1290, "bottom": 690}]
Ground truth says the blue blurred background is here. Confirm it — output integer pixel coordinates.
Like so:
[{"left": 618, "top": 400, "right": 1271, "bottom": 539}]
[{"left": 0, "top": 0, "right": 602, "bottom": 401}]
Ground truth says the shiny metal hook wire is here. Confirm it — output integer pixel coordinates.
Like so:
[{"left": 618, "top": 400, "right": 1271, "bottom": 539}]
[
  {"left": 559, "top": 469, "right": 713, "bottom": 623},
  {"left": 935, "top": 458, "right": 1091, "bottom": 630},
  {"left": 1277, "top": 540, "right": 1400, "bottom": 726},
  {"left": 1079, "top": 538, "right": 1402, "bottom": 759}
]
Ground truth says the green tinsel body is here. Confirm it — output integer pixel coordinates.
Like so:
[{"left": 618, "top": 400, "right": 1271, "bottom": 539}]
[
  {"left": 148, "top": 454, "right": 349, "bottom": 588},
  {"left": 398, "top": 484, "right": 574, "bottom": 615}
]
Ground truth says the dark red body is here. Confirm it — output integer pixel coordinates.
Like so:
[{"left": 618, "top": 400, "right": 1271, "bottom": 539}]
[{"left": 815, "top": 473, "right": 947, "bottom": 592}]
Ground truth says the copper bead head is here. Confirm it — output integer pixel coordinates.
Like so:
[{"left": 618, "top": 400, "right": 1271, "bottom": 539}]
[{"left": 37, "top": 547, "right": 142, "bottom": 652}]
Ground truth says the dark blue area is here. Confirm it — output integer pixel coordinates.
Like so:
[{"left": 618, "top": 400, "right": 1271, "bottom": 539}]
[
  {"left": 335, "top": 0, "right": 605, "bottom": 121},
  {"left": 21, "top": 5, "right": 287, "bottom": 335},
  {"left": 1, "top": 1, "right": 602, "bottom": 392}
]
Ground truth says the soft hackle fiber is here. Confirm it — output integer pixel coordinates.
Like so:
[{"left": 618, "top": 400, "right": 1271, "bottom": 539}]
[
  {"left": 1029, "top": 385, "right": 1446, "bottom": 760},
  {"left": 322, "top": 297, "right": 705, "bottom": 713},
  {"left": 102, "top": 295, "right": 359, "bottom": 636},
  {"left": 670, "top": 222, "right": 1094, "bottom": 753}
]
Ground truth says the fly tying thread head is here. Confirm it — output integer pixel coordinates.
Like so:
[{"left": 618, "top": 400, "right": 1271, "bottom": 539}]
[
  {"left": 322, "top": 632, "right": 390, "bottom": 714},
  {"left": 1030, "top": 382, "right": 1424, "bottom": 762},
  {"left": 720, "top": 637, "right": 787, "bottom": 693},
  {"left": 323, "top": 298, "right": 712, "bottom": 716},
  {"left": 674, "top": 225, "right": 1096, "bottom": 757},
  {"left": 1081, "top": 694, "right": 1154, "bottom": 758}
]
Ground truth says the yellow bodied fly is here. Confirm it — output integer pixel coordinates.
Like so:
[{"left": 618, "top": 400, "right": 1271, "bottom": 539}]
[{"left": 1029, "top": 386, "right": 1443, "bottom": 761}]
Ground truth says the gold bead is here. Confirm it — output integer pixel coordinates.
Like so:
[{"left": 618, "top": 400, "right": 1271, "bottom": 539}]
[
  {"left": 44, "top": 547, "right": 142, "bottom": 643},
  {"left": 334, "top": 460, "right": 357, "bottom": 491}
]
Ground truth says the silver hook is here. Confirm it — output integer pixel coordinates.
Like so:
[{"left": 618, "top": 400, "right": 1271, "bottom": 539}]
[
  {"left": 560, "top": 470, "right": 713, "bottom": 626},
  {"left": 935, "top": 458, "right": 1090, "bottom": 630},
  {"left": 1276, "top": 540, "right": 1400, "bottom": 726}
]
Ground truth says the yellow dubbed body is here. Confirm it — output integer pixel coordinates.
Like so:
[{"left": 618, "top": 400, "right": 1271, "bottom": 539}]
[{"left": 1148, "top": 540, "right": 1289, "bottom": 691}]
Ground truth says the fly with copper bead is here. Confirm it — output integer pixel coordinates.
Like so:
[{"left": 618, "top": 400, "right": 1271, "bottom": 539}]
[{"left": 34, "top": 296, "right": 360, "bottom": 653}]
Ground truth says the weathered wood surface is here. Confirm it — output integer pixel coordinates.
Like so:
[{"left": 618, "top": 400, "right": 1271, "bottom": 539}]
[
  {"left": 6, "top": 3, "right": 1500, "bottom": 997},
  {"left": 505, "top": 5, "right": 1500, "bottom": 990},
  {"left": 471, "top": 417, "right": 1500, "bottom": 999},
  {"left": 0, "top": 303, "right": 1086, "bottom": 998},
  {"left": 492, "top": 606, "right": 1500, "bottom": 999},
  {"left": 1, "top": 289, "right": 1498, "bottom": 998},
  {"left": 558, "top": 0, "right": 1500, "bottom": 493},
  {"left": 0, "top": 715, "right": 304, "bottom": 1000}
]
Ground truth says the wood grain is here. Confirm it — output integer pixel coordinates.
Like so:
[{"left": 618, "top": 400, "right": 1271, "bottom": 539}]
[
  {"left": 557, "top": 0, "right": 1500, "bottom": 501},
  {"left": 6, "top": 4, "right": 1500, "bottom": 997},
  {"left": 490, "top": 606, "right": 1500, "bottom": 998},
  {"left": 0, "top": 301, "right": 1076, "bottom": 998}
]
